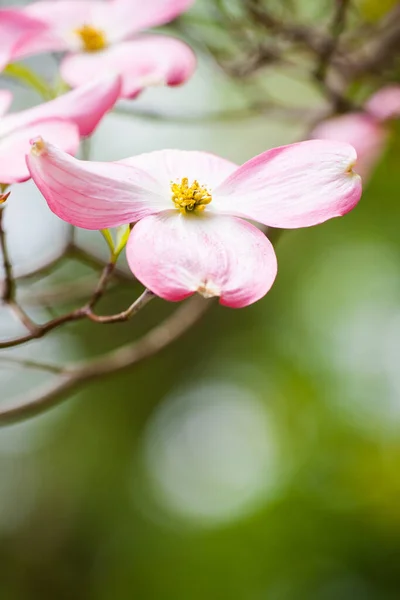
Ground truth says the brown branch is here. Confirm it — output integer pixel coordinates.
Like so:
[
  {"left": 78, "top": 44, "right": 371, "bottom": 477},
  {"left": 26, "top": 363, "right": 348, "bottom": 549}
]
[
  {"left": 0, "top": 262, "right": 126, "bottom": 348},
  {"left": 0, "top": 286, "right": 155, "bottom": 349},
  {"left": 0, "top": 295, "right": 211, "bottom": 425},
  {"left": 16, "top": 242, "right": 132, "bottom": 284},
  {"left": 0, "top": 242, "right": 151, "bottom": 349},
  {"left": 115, "top": 102, "right": 324, "bottom": 125},
  {"left": 9, "top": 301, "right": 38, "bottom": 333},
  {"left": 0, "top": 355, "right": 63, "bottom": 374},
  {"left": 0, "top": 244, "right": 136, "bottom": 348},
  {"left": 21, "top": 281, "right": 93, "bottom": 308},
  {"left": 0, "top": 306, "right": 86, "bottom": 349},
  {"left": 314, "top": 0, "right": 350, "bottom": 83},
  {"left": 0, "top": 207, "right": 15, "bottom": 302},
  {"left": 341, "top": 6, "right": 400, "bottom": 78},
  {"left": 86, "top": 289, "right": 155, "bottom": 324},
  {"left": 245, "top": 0, "right": 329, "bottom": 55},
  {"left": 20, "top": 277, "right": 121, "bottom": 307},
  {"left": 86, "top": 260, "right": 116, "bottom": 310},
  {"left": 0, "top": 206, "right": 40, "bottom": 335}
]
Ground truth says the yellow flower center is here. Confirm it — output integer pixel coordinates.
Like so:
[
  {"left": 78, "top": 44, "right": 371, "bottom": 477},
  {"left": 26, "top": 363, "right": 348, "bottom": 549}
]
[
  {"left": 171, "top": 178, "right": 212, "bottom": 215},
  {"left": 75, "top": 24, "right": 107, "bottom": 52}
]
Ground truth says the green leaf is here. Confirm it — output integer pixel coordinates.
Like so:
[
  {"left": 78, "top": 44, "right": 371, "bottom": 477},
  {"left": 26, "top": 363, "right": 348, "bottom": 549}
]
[
  {"left": 114, "top": 225, "right": 131, "bottom": 259},
  {"left": 100, "top": 229, "right": 115, "bottom": 257},
  {"left": 4, "top": 63, "right": 54, "bottom": 100}
]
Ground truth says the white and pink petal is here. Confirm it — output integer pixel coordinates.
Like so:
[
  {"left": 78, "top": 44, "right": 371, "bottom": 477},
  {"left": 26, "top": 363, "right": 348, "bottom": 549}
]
[
  {"left": 366, "top": 85, "right": 400, "bottom": 122},
  {"left": 104, "top": 0, "right": 195, "bottom": 40},
  {"left": 60, "top": 36, "right": 196, "bottom": 99},
  {"left": 0, "top": 8, "right": 48, "bottom": 67},
  {"left": 127, "top": 212, "right": 277, "bottom": 308},
  {"left": 119, "top": 148, "right": 238, "bottom": 195},
  {"left": 0, "top": 91, "right": 13, "bottom": 118},
  {"left": 0, "top": 120, "right": 79, "bottom": 184},
  {"left": 311, "top": 113, "right": 387, "bottom": 181},
  {"left": 27, "top": 140, "right": 170, "bottom": 229},
  {"left": 23, "top": 0, "right": 103, "bottom": 53},
  {"left": 213, "top": 140, "right": 362, "bottom": 229},
  {"left": 0, "top": 75, "right": 121, "bottom": 139}
]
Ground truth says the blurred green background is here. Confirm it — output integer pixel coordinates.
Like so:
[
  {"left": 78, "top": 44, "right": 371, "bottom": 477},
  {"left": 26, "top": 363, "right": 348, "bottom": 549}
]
[{"left": 1, "top": 1, "right": 400, "bottom": 598}]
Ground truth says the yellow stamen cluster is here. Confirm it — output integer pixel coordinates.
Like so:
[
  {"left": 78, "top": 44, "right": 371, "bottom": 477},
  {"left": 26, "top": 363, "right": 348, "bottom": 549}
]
[
  {"left": 171, "top": 178, "right": 212, "bottom": 214},
  {"left": 75, "top": 24, "right": 107, "bottom": 52}
]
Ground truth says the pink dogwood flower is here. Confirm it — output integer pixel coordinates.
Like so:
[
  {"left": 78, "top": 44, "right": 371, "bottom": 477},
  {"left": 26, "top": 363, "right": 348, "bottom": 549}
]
[
  {"left": 312, "top": 85, "right": 400, "bottom": 181},
  {"left": 27, "top": 139, "right": 362, "bottom": 308},
  {"left": 22, "top": 0, "right": 196, "bottom": 99},
  {"left": 0, "top": 9, "right": 48, "bottom": 72},
  {"left": 0, "top": 75, "right": 121, "bottom": 184}
]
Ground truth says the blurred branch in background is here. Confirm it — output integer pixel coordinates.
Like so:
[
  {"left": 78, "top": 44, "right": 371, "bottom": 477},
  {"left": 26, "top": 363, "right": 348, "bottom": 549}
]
[
  {"left": 0, "top": 294, "right": 211, "bottom": 425},
  {"left": 179, "top": 0, "right": 400, "bottom": 114}
]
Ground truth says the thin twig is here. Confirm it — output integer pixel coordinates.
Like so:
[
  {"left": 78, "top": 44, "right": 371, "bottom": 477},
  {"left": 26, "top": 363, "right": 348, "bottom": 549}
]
[
  {"left": 86, "top": 289, "right": 155, "bottom": 324},
  {"left": 9, "top": 301, "right": 38, "bottom": 334},
  {"left": 314, "top": 0, "right": 350, "bottom": 83},
  {"left": 0, "top": 208, "right": 15, "bottom": 302},
  {"left": 245, "top": 0, "right": 329, "bottom": 55},
  {"left": 0, "top": 355, "right": 63, "bottom": 374},
  {"left": 311, "top": 0, "right": 353, "bottom": 112},
  {"left": 114, "top": 102, "right": 322, "bottom": 125},
  {"left": 0, "top": 307, "right": 86, "bottom": 349},
  {"left": 338, "top": 5, "right": 400, "bottom": 78},
  {"left": 0, "top": 255, "right": 134, "bottom": 347},
  {"left": 86, "top": 261, "right": 116, "bottom": 310},
  {"left": 0, "top": 287, "right": 154, "bottom": 349},
  {"left": 20, "top": 278, "right": 122, "bottom": 307},
  {"left": 0, "top": 296, "right": 211, "bottom": 425},
  {"left": 16, "top": 242, "right": 132, "bottom": 284},
  {"left": 0, "top": 209, "right": 38, "bottom": 334}
]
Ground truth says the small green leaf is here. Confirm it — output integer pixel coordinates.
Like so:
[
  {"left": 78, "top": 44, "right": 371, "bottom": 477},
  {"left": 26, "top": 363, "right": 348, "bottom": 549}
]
[
  {"left": 114, "top": 225, "right": 131, "bottom": 258},
  {"left": 4, "top": 63, "right": 54, "bottom": 100},
  {"left": 100, "top": 229, "right": 115, "bottom": 256}
]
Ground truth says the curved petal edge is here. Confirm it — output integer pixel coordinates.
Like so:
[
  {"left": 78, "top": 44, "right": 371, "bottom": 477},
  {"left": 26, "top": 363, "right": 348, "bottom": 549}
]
[{"left": 127, "top": 212, "right": 278, "bottom": 308}]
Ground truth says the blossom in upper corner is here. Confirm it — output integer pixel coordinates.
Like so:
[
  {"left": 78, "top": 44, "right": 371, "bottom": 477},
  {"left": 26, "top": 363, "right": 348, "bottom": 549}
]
[
  {"left": 312, "top": 85, "right": 400, "bottom": 181},
  {"left": 0, "top": 75, "right": 121, "bottom": 184},
  {"left": 21, "top": 0, "right": 196, "bottom": 99},
  {"left": 27, "top": 139, "right": 362, "bottom": 308},
  {"left": 0, "top": 9, "right": 48, "bottom": 72}
]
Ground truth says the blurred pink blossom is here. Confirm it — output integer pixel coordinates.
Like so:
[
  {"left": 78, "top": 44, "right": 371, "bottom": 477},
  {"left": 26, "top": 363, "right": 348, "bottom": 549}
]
[
  {"left": 312, "top": 85, "right": 400, "bottom": 180},
  {"left": 22, "top": 0, "right": 196, "bottom": 98},
  {"left": 0, "top": 75, "right": 121, "bottom": 184},
  {"left": 27, "top": 139, "right": 362, "bottom": 308},
  {"left": 0, "top": 9, "right": 48, "bottom": 71}
]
